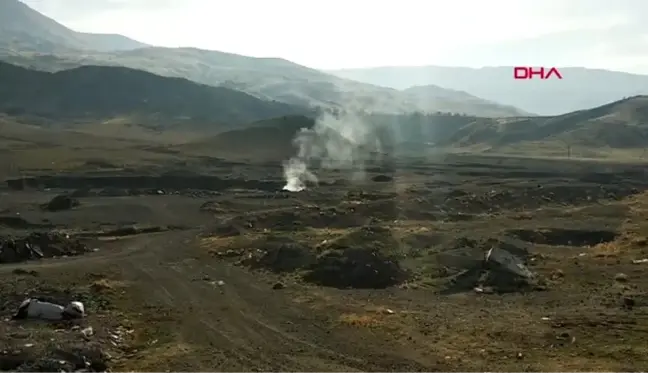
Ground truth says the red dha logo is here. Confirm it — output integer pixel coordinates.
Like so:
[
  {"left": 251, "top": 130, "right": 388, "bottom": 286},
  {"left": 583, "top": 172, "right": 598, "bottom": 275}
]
[{"left": 514, "top": 67, "right": 563, "bottom": 80}]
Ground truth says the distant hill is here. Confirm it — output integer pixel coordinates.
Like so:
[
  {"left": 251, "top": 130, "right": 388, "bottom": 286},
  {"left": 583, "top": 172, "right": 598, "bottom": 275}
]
[
  {"left": 0, "top": 0, "right": 148, "bottom": 53},
  {"left": 0, "top": 61, "right": 307, "bottom": 129},
  {"left": 178, "top": 116, "right": 317, "bottom": 160},
  {"left": 0, "top": 1, "right": 527, "bottom": 118},
  {"left": 327, "top": 66, "right": 648, "bottom": 115},
  {"left": 178, "top": 96, "right": 648, "bottom": 161},
  {"left": 439, "top": 96, "right": 648, "bottom": 150},
  {"left": 401, "top": 85, "right": 531, "bottom": 117}
]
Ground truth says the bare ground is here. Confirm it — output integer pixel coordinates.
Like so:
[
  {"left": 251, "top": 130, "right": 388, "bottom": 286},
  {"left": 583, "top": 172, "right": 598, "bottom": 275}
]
[{"left": 1, "top": 154, "right": 648, "bottom": 371}]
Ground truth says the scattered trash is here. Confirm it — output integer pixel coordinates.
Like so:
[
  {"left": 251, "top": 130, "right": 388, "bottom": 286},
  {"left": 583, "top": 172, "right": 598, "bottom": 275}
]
[
  {"left": 632, "top": 258, "right": 648, "bottom": 264},
  {"left": 81, "top": 326, "right": 94, "bottom": 338}
]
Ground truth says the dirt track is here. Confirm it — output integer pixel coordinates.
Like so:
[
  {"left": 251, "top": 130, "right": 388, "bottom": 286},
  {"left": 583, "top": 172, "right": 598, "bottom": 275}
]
[{"left": 2, "top": 155, "right": 648, "bottom": 371}]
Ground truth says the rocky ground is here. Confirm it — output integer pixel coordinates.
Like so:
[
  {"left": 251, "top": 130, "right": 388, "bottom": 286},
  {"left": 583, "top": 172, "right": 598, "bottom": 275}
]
[{"left": 1, "top": 154, "right": 648, "bottom": 371}]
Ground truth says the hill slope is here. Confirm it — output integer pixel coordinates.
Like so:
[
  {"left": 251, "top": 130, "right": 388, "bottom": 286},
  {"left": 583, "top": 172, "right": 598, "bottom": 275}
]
[
  {"left": 180, "top": 96, "right": 648, "bottom": 161},
  {"left": 439, "top": 96, "right": 648, "bottom": 152},
  {"left": 0, "top": 0, "right": 148, "bottom": 52},
  {"left": 327, "top": 66, "right": 648, "bottom": 115},
  {"left": 1, "top": 48, "right": 528, "bottom": 117},
  {"left": 401, "top": 85, "right": 529, "bottom": 117},
  {"left": 0, "top": 61, "right": 307, "bottom": 129}
]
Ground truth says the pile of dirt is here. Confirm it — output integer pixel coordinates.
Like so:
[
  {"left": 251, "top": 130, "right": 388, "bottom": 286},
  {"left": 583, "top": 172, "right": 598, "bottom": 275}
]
[
  {"left": 41, "top": 194, "right": 80, "bottom": 212},
  {"left": 507, "top": 228, "right": 617, "bottom": 246},
  {"left": 304, "top": 247, "right": 408, "bottom": 289},
  {"left": 441, "top": 184, "right": 640, "bottom": 214},
  {"left": 242, "top": 242, "right": 316, "bottom": 273},
  {"left": 0, "top": 232, "right": 90, "bottom": 264},
  {"left": 234, "top": 227, "right": 409, "bottom": 289}
]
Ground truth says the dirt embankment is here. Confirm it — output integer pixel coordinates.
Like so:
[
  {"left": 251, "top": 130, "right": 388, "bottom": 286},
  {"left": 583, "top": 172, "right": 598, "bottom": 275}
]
[{"left": 5, "top": 175, "right": 284, "bottom": 192}]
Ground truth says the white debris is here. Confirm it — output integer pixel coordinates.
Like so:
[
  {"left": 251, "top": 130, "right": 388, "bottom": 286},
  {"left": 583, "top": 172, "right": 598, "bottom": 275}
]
[
  {"left": 12, "top": 298, "right": 85, "bottom": 321},
  {"left": 485, "top": 247, "right": 534, "bottom": 279},
  {"left": 81, "top": 326, "right": 94, "bottom": 338},
  {"left": 632, "top": 258, "right": 648, "bottom": 264}
]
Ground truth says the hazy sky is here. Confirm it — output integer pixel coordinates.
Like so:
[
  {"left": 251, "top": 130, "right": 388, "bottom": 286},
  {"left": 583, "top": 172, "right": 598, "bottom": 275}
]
[{"left": 22, "top": 0, "right": 648, "bottom": 74}]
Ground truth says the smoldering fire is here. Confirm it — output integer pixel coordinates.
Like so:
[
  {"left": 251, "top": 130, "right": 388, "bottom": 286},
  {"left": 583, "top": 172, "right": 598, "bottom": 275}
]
[{"left": 281, "top": 112, "right": 380, "bottom": 192}]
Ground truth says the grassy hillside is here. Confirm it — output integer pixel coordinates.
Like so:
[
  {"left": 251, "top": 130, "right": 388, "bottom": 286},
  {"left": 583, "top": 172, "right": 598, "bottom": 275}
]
[
  {"left": 0, "top": 0, "right": 147, "bottom": 52},
  {"left": 176, "top": 96, "right": 648, "bottom": 162},
  {"left": 0, "top": 61, "right": 308, "bottom": 130}
]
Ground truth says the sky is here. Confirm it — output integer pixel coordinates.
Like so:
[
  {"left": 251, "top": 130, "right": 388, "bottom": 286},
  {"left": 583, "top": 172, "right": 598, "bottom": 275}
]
[{"left": 21, "top": 0, "right": 648, "bottom": 74}]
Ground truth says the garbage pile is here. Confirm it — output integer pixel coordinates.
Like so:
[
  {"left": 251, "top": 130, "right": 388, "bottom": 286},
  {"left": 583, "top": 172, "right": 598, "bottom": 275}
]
[
  {"left": 0, "top": 232, "right": 90, "bottom": 264},
  {"left": 441, "top": 245, "right": 541, "bottom": 294}
]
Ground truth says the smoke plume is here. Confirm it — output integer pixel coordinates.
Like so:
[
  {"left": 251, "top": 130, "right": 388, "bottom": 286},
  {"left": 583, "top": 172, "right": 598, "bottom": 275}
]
[{"left": 282, "top": 111, "right": 381, "bottom": 192}]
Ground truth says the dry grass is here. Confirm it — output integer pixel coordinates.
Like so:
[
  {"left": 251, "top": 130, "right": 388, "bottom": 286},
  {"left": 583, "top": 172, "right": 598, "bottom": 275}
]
[
  {"left": 590, "top": 190, "right": 648, "bottom": 258},
  {"left": 117, "top": 342, "right": 193, "bottom": 371}
]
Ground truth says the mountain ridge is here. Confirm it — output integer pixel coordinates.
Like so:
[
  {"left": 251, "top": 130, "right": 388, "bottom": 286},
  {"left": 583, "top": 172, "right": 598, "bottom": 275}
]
[
  {"left": 2, "top": 0, "right": 147, "bottom": 52},
  {"left": 327, "top": 66, "right": 648, "bottom": 115}
]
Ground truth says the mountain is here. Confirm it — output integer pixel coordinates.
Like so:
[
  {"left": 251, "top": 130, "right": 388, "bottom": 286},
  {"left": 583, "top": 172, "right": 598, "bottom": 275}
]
[
  {"left": 0, "top": 61, "right": 307, "bottom": 129},
  {"left": 0, "top": 0, "right": 148, "bottom": 53},
  {"left": 327, "top": 66, "right": 648, "bottom": 116},
  {"left": 1, "top": 48, "right": 528, "bottom": 117},
  {"left": 0, "top": 1, "right": 527, "bottom": 117}
]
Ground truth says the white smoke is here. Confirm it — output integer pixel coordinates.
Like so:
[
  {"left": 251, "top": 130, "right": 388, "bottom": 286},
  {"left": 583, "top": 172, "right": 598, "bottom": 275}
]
[{"left": 282, "top": 111, "right": 381, "bottom": 192}]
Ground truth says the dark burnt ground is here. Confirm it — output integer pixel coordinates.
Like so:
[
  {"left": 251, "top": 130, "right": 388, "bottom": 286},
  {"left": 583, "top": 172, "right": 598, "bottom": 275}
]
[{"left": 2, "top": 154, "right": 648, "bottom": 371}]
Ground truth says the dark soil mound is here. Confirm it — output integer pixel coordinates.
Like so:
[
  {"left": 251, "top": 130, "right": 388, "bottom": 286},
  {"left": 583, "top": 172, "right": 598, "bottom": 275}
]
[
  {"left": 244, "top": 242, "right": 316, "bottom": 273},
  {"left": 508, "top": 228, "right": 617, "bottom": 246},
  {"left": 0, "top": 216, "right": 48, "bottom": 229},
  {"left": 0, "top": 232, "right": 89, "bottom": 264},
  {"left": 41, "top": 194, "right": 80, "bottom": 212},
  {"left": 371, "top": 174, "right": 393, "bottom": 182},
  {"left": 304, "top": 248, "right": 408, "bottom": 289}
]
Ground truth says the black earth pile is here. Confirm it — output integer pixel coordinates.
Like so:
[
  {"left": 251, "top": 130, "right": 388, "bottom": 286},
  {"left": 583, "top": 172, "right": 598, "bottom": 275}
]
[
  {"left": 242, "top": 242, "right": 316, "bottom": 273},
  {"left": 237, "top": 230, "right": 408, "bottom": 289},
  {"left": 0, "top": 232, "right": 89, "bottom": 263},
  {"left": 41, "top": 194, "right": 80, "bottom": 212},
  {"left": 0, "top": 344, "right": 109, "bottom": 372},
  {"left": 304, "top": 247, "right": 408, "bottom": 289}
]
